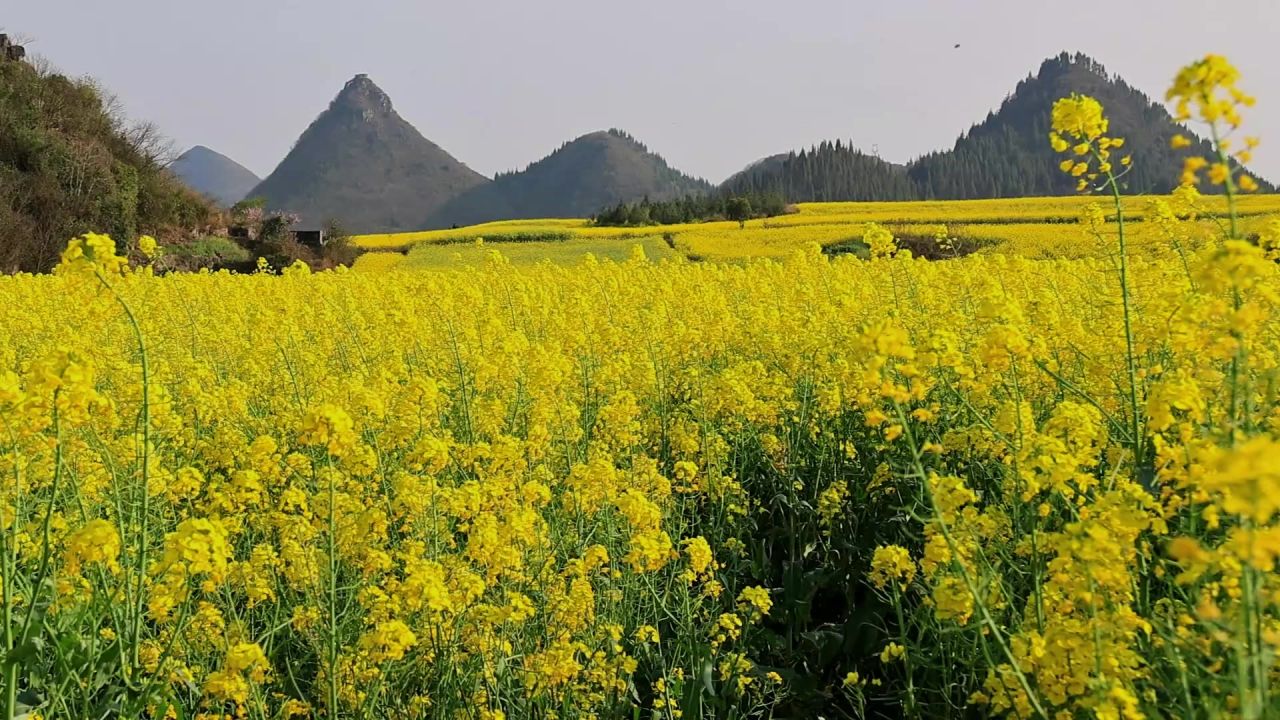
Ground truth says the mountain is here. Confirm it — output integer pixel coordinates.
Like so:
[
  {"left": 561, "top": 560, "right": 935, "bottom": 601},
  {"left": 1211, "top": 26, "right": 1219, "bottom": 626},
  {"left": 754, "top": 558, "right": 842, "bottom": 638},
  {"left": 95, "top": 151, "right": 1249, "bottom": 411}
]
[
  {"left": 424, "top": 129, "right": 712, "bottom": 228},
  {"left": 247, "top": 74, "right": 487, "bottom": 232},
  {"left": 0, "top": 54, "right": 214, "bottom": 273},
  {"left": 717, "top": 53, "right": 1271, "bottom": 206},
  {"left": 168, "top": 145, "right": 260, "bottom": 206},
  {"left": 720, "top": 141, "right": 916, "bottom": 201},
  {"left": 907, "top": 52, "right": 1273, "bottom": 198}
]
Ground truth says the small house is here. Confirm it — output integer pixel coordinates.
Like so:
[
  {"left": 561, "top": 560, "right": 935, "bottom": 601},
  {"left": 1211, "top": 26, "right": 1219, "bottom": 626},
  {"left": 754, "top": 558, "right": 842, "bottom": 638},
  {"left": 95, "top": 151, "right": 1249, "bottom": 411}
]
[{"left": 290, "top": 229, "right": 325, "bottom": 247}]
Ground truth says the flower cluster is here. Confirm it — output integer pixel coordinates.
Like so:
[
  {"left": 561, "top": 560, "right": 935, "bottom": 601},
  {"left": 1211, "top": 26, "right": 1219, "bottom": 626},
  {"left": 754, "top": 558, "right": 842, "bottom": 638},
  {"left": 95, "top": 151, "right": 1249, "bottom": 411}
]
[
  {"left": 1049, "top": 94, "right": 1129, "bottom": 191},
  {"left": 1167, "top": 55, "right": 1261, "bottom": 192},
  {"left": 56, "top": 232, "right": 128, "bottom": 276}
]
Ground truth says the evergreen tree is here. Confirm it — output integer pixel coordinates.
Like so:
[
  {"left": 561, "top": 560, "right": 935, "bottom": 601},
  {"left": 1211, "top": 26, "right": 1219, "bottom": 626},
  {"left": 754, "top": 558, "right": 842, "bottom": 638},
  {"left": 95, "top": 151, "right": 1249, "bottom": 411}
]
[{"left": 721, "top": 143, "right": 916, "bottom": 202}]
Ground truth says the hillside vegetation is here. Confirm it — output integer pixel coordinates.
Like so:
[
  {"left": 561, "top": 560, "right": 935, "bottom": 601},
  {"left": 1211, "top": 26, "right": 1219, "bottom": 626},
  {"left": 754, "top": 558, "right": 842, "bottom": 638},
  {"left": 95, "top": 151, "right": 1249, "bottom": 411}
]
[
  {"left": 0, "top": 57, "right": 214, "bottom": 272},
  {"left": 721, "top": 140, "right": 916, "bottom": 201}
]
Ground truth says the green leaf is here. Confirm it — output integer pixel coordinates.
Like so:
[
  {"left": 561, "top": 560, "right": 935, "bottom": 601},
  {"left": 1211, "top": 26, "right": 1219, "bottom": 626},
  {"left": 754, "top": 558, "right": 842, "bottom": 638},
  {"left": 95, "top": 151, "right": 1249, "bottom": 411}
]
[
  {"left": 700, "top": 658, "right": 716, "bottom": 698},
  {"left": 6, "top": 636, "right": 46, "bottom": 667}
]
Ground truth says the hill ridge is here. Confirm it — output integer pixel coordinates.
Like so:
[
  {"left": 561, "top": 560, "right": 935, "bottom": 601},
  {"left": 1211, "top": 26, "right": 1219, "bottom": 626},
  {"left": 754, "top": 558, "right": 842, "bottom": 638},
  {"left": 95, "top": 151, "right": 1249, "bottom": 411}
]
[{"left": 424, "top": 128, "right": 712, "bottom": 228}]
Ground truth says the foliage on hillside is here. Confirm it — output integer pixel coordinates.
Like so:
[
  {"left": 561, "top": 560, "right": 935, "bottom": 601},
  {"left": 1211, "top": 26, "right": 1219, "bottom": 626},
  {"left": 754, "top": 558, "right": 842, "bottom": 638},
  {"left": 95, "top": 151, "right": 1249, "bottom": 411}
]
[
  {"left": 0, "top": 58, "right": 215, "bottom": 272},
  {"left": 721, "top": 140, "right": 917, "bottom": 202}
]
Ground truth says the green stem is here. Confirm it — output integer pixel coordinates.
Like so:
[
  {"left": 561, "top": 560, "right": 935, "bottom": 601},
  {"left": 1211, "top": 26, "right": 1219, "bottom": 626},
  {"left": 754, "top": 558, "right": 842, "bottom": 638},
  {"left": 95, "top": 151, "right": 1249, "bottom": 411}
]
[
  {"left": 19, "top": 402, "right": 63, "bottom": 643},
  {"left": 7, "top": 401, "right": 65, "bottom": 719},
  {"left": 890, "top": 586, "right": 918, "bottom": 717},
  {"left": 1204, "top": 118, "right": 1267, "bottom": 714},
  {"left": 1100, "top": 159, "right": 1145, "bottom": 474},
  {"left": 2, "top": 447, "right": 16, "bottom": 720},
  {"left": 93, "top": 270, "right": 152, "bottom": 675},
  {"left": 1007, "top": 366, "right": 1044, "bottom": 632},
  {"left": 326, "top": 455, "right": 340, "bottom": 718},
  {"left": 891, "top": 402, "right": 1048, "bottom": 719},
  {"left": 1206, "top": 121, "right": 1240, "bottom": 240}
]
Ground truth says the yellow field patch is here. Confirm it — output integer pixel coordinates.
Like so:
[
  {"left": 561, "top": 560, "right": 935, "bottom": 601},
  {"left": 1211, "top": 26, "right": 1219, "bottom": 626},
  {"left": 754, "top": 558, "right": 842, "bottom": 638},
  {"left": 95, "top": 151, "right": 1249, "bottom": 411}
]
[{"left": 353, "top": 194, "right": 1280, "bottom": 265}]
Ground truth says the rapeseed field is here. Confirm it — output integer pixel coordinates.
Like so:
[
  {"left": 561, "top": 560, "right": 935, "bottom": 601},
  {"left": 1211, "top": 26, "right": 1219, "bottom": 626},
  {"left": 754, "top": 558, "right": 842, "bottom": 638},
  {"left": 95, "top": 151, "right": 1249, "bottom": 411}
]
[{"left": 1, "top": 54, "right": 1278, "bottom": 720}]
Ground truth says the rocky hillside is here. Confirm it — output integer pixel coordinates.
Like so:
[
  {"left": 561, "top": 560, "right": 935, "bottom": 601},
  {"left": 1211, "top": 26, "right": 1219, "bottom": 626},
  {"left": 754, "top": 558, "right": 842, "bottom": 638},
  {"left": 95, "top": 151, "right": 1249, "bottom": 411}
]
[{"left": 248, "top": 74, "right": 488, "bottom": 232}]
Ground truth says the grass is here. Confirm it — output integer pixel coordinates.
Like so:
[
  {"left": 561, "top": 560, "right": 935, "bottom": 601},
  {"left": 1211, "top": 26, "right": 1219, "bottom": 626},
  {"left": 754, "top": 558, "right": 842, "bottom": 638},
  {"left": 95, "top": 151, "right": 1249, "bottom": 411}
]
[{"left": 161, "top": 235, "right": 254, "bottom": 269}]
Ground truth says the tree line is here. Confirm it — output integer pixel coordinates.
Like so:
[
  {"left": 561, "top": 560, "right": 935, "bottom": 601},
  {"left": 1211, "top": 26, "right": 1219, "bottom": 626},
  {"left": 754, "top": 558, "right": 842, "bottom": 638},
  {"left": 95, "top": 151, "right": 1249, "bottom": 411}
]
[{"left": 592, "top": 191, "right": 788, "bottom": 227}]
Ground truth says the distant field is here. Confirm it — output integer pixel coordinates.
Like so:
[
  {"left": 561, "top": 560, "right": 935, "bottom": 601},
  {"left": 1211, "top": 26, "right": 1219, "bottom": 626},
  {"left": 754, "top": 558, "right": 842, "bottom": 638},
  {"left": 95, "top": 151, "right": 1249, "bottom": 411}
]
[
  {"left": 397, "top": 235, "right": 679, "bottom": 269},
  {"left": 351, "top": 194, "right": 1280, "bottom": 269}
]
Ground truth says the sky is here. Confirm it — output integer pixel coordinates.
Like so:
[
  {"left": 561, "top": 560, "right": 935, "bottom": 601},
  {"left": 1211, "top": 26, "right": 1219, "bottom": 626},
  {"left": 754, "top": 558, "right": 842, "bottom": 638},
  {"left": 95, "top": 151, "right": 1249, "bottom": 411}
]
[{"left": 8, "top": 0, "right": 1280, "bottom": 184}]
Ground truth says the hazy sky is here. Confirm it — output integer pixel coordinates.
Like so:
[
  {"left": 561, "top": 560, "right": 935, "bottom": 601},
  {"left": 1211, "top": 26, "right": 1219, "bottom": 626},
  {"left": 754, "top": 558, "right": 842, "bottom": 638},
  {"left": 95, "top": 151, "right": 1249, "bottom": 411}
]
[{"left": 9, "top": 1, "right": 1280, "bottom": 183}]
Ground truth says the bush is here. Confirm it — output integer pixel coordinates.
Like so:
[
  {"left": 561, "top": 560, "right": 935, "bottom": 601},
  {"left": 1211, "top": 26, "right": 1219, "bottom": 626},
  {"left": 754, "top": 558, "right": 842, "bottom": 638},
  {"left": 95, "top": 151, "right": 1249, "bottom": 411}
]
[{"left": 159, "top": 235, "right": 253, "bottom": 271}]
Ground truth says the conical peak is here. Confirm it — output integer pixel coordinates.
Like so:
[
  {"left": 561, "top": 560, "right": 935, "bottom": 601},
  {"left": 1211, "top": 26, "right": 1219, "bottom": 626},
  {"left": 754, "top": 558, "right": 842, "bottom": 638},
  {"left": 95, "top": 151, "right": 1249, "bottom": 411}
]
[{"left": 331, "top": 74, "right": 394, "bottom": 117}]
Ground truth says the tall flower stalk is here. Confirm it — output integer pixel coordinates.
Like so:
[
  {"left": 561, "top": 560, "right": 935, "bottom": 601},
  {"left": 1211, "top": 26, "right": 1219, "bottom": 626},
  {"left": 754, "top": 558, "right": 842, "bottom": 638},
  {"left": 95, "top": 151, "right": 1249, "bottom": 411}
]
[{"left": 1049, "top": 94, "right": 1144, "bottom": 469}]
